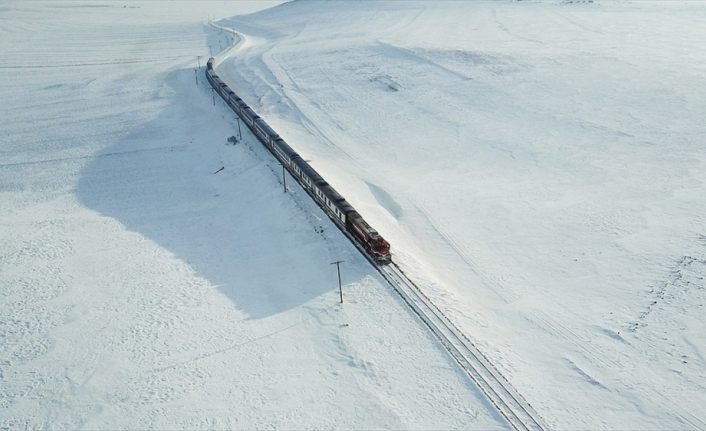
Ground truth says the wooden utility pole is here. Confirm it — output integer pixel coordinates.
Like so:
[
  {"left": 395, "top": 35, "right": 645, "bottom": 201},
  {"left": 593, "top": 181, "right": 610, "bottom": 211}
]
[
  {"left": 331, "top": 260, "right": 344, "bottom": 304},
  {"left": 194, "top": 68, "right": 198, "bottom": 85}
]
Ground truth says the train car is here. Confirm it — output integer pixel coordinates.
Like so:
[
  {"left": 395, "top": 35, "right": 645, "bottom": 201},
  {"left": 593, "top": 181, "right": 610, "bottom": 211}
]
[
  {"left": 346, "top": 213, "right": 391, "bottom": 264},
  {"left": 226, "top": 97, "right": 241, "bottom": 114},
  {"left": 254, "top": 118, "right": 279, "bottom": 146},
  {"left": 273, "top": 137, "right": 296, "bottom": 164},
  {"left": 289, "top": 154, "right": 312, "bottom": 187},
  {"left": 223, "top": 90, "right": 244, "bottom": 116},
  {"left": 228, "top": 92, "right": 242, "bottom": 106},
  {"left": 315, "top": 182, "right": 347, "bottom": 224},
  {"left": 204, "top": 57, "right": 392, "bottom": 265},
  {"left": 240, "top": 106, "right": 258, "bottom": 126}
]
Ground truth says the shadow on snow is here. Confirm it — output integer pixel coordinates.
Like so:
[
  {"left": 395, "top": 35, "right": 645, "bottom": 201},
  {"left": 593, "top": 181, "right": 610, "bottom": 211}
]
[{"left": 76, "top": 66, "right": 368, "bottom": 320}]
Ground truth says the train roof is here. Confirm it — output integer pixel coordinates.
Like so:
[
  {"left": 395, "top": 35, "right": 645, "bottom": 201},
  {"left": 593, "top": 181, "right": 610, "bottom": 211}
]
[
  {"left": 317, "top": 181, "right": 355, "bottom": 214},
  {"left": 347, "top": 212, "right": 379, "bottom": 235},
  {"left": 290, "top": 154, "right": 355, "bottom": 213},
  {"left": 207, "top": 60, "right": 360, "bottom": 218},
  {"left": 241, "top": 106, "right": 258, "bottom": 116},
  {"left": 254, "top": 118, "right": 279, "bottom": 139},
  {"left": 295, "top": 160, "right": 324, "bottom": 185},
  {"left": 273, "top": 137, "right": 298, "bottom": 158}
]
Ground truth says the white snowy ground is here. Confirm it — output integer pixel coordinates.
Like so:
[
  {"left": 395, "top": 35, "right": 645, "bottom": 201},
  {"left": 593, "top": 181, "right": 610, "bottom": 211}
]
[
  {"left": 215, "top": 1, "right": 706, "bottom": 429},
  {"left": 0, "top": 2, "right": 507, "bottom": 429}
]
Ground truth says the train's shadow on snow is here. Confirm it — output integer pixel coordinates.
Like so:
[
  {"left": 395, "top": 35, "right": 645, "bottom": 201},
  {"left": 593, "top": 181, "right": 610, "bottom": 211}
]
[{"left": 76, "top": 66, "right": 367, "bottom": 320}]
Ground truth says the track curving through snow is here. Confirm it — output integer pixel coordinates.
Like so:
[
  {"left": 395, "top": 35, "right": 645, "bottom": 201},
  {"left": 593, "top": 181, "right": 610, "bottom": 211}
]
[{"left": 210, "top": 21, "right": 547, "bottom": 431}]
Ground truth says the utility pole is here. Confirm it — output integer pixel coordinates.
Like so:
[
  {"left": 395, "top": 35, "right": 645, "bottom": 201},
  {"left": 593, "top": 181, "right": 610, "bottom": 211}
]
[
  {"left": 197, "top": 55, "right": 202, "bottom": 69},
  {"left": 331, "top": 260, "right": 345, "bottom": 304},
  {"left": 194, "top": 68, "right": 198, "bottom": 85},
  {"left": 236, "top": 117, "right": 242, "bottom": 140}
]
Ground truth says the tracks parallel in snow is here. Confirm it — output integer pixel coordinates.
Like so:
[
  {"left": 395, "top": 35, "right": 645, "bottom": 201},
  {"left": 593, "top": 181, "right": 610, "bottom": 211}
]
[
  {"left": 378, "top": 263, "right": 547, "bottom": 431},
  {"left": 208, "top": 21, "right": 545, "bottom": 430}
]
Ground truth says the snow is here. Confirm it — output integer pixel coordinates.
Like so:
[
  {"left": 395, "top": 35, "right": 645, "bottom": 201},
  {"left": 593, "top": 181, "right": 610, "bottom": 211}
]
[
  {"left": 0, "top": 2, "right": 507, "bottom": 429},
  {"left": 213, "top": 1, "right": 706, "bottom": 429}
]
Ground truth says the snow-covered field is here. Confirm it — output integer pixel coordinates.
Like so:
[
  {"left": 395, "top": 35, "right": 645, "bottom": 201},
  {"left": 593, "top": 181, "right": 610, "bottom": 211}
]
[
  {"left": 214, "top": 1, "right": 706, "bottom": 429},
  {"left": 0, "top": 2, "right": 507, "bottom": 429}
]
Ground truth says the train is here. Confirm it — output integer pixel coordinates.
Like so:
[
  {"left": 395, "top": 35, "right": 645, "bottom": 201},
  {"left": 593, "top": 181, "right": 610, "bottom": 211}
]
[{"left": 205, "top": 57, "right": 392, "bottom": 265}]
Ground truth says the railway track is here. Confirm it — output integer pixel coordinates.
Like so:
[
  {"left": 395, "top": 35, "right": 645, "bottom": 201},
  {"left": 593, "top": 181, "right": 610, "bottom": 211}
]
[
  {"left": 378, "top": 263, "right": 547, "bottom": 431},
  {"left": 207, "top": 24, "right": 547, "bottom": 429}
]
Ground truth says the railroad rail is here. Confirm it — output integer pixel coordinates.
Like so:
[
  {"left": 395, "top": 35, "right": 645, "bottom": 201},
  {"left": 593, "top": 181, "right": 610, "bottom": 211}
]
[
  {"left": 379, "top": 263, "right": 547, "bottom": 431},
  {"left": 206, "top": 27, "right": 547, "bottom": 430}
]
